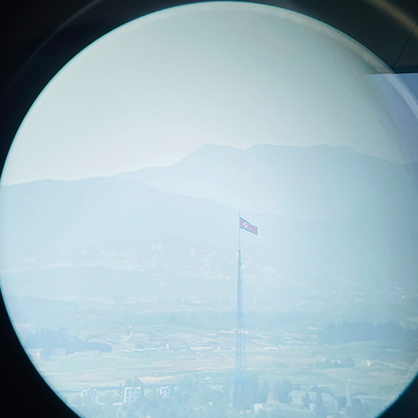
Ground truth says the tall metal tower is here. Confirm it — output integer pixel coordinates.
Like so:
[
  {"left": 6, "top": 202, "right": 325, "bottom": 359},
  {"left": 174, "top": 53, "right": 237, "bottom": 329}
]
[
  {"left": 235, "top": 242, "right": 246, "bottom": 376},
  {"left": 233, "top": 215, "right": 258, "bottom": 410},
  {"left": 233, "top": 236, "right": 250, "bottom": 410}
]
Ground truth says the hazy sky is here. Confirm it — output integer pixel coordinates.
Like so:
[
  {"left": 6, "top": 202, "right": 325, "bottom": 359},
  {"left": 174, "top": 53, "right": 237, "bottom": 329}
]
[{"left": 2, "top": 1, "right": 418, "bottom": 185}]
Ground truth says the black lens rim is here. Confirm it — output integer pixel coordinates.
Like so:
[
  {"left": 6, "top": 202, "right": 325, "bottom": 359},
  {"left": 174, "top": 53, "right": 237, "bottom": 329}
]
[{"left": 1, "top": 1, "right": 418, "bottom": 417}]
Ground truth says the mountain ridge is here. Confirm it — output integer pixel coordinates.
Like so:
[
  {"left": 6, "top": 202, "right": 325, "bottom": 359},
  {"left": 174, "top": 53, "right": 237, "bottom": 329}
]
[
  {"left": 1, "top": 143, "right": 418, "bottom": 301},
  {"left": 113, "top": 143, "right": 418, "bottom": 219}
]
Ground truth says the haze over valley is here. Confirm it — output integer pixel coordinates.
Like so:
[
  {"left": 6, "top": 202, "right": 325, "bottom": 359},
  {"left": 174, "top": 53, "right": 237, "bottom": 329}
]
[{"left": 1, "top": 143, "right": 418, "bottom": 418}]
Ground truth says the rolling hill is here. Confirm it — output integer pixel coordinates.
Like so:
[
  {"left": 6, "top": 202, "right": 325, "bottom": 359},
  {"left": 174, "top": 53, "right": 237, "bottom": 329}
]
[{"left": 115, "top": 143, "right": 418, "bottom": 220}]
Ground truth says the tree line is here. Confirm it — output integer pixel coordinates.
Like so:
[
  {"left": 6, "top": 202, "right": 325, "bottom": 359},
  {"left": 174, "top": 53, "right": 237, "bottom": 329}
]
[
  {"left": 25, "top": 327, "right": 111, "bottom": 357},
  {"left": 318, "top": 320, "right": 418, "bottom": 349}
]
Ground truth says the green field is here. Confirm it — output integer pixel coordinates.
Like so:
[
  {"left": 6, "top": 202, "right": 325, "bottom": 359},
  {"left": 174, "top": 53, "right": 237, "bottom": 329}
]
[{"left": 31, "top": 340, "right": 417, "bottom": 404}]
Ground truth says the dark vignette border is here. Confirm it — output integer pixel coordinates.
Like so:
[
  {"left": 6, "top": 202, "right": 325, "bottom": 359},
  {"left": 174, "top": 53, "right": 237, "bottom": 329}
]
[{"left": 1, "top": 1, "right": 418, "bottom": 417}]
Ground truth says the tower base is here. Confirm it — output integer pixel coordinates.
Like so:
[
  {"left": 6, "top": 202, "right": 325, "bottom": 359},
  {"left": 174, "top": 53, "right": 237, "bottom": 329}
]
[{"left": 233, "top": 376, "right": 252, "bottom": 411}]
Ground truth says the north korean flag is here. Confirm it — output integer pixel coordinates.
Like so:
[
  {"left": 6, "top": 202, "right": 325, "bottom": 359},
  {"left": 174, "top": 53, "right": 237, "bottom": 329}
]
[{"left": 239, "top": 217, "right": 258, "bottom": 235}]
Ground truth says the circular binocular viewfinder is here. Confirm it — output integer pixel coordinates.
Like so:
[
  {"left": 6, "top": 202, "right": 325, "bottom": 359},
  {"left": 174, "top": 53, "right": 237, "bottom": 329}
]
[{"left": 1, "top": 3, "right": 418, "bottom": 418}]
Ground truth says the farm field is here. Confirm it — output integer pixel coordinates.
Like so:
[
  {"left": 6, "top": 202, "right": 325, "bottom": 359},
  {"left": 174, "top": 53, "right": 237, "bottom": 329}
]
[{"left": 31, "top": 338, "right": 416, "bottom": 403}]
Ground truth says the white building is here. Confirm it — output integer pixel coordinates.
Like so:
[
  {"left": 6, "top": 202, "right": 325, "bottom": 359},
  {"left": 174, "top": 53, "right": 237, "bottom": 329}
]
[
  {"left": 353, "top": 395, "right": 389, "bottom": 409},
  {"left": 289, "top": 390, "right": 315, "bottom": 406},
  {"left": 254, "top": 403, "right": 266, "bottom": 413},
  {"left": 322, "top": 393, "right": 338, "bottom": 412},
  {"left": 81, "top": 388, "right": 97, "bottom": 404},
  {"left": 124, "top": 387, "right": 141, "bottom": 405},
  {"left": 159, "top": 386, "right": 171, "bottom": 398},
  {"left": 289, "top": 391, "right": 337, "bottom": 412}
]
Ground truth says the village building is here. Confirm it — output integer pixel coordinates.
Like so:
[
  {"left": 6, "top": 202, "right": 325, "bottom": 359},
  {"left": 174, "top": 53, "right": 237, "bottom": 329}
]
[
  {"left": 81, "top": 388, "right": 97, "bottom": 404},
  {"left": 123, "top": 387, "right": 141, "bottom": 405},
  {"left": 289, "top": 390, "right": 338, "bottom": 413},
  {"left": 159, "top": 386, "right": 171, "bottom": 398}
]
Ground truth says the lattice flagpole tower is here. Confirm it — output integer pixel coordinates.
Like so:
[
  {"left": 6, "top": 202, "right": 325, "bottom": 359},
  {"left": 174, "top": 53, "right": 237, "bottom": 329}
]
[{"left": 233, "top": 215, "right": 258, "bottom": 410}]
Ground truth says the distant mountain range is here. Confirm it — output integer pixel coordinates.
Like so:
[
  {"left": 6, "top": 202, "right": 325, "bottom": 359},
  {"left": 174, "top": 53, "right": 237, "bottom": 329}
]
[
  {"left": 1, "top": 143, "right": 418, "bottom": 301},
  {"left": 114, "top": 143, "right": 418, "bottom": 220}
]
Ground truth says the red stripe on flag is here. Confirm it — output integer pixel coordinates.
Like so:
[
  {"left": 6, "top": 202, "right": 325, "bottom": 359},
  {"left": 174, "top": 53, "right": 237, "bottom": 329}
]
[{"left": 239, "top": 217, "right": 258, "bottom": 235}]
